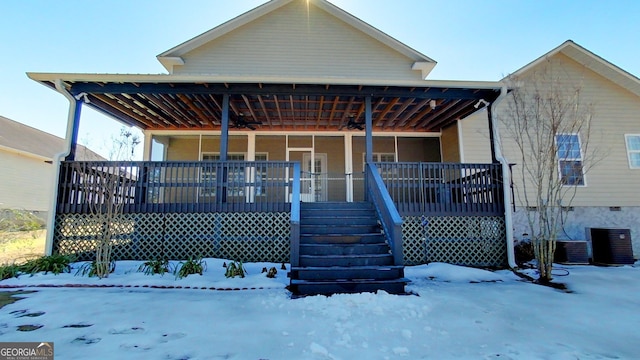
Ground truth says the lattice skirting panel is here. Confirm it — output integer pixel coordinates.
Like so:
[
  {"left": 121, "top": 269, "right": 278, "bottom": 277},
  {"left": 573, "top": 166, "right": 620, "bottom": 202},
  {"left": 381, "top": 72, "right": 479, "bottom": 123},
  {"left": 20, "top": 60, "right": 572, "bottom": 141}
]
[
  {"left": 54, "top": 212, "right": 290, "bottom": 262},
  {"left": 402, "top": 216, "right": 507, "bottom": 267}
]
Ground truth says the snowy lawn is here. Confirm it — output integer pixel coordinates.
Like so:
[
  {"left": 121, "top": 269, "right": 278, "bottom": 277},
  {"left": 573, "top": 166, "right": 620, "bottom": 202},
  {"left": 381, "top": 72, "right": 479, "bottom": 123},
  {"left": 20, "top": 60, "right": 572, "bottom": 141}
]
[{"left": 0, "top": 259, "right": 639, "bottom": 359}]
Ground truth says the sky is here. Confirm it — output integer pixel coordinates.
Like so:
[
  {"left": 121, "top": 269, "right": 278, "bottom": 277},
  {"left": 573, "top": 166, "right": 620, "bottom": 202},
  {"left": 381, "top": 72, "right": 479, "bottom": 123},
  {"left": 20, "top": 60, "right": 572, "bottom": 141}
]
[
  {"left": 1, "top": 259, "right": 639, "bottom": 358},
  {"left": 1, "top": 0, "right": 639, "bottom": 158}
]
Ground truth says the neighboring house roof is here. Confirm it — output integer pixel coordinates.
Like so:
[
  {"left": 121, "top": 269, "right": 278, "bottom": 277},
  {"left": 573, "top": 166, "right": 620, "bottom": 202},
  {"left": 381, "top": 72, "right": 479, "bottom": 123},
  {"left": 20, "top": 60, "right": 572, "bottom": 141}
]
[
  {"left": 156, "top": 0, "right": 436, "bottom": 77},
  {"left": 505, "top": 40, "right": 640, "bottom": 98},
  {"left": 0, "top": 115, "right": 104, "bottom": 161}
]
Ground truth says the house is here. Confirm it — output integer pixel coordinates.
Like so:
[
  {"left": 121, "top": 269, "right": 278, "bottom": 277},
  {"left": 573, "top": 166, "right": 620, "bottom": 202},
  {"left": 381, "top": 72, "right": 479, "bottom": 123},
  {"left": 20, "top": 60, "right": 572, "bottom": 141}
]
[
  {"left": 462, "top": 40, "right": 640, "bottom": 260},
  {"left": 28, "top": 0, "right": 513, "bottom": 294},
  {"left": 0, "top": 115, "right": 103, "bottom": 216}
]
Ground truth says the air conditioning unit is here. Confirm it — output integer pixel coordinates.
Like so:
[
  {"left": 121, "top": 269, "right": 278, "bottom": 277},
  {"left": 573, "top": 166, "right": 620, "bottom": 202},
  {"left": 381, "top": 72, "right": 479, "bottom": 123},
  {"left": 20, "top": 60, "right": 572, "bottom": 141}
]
[
  {"left": 586, "top": 228, "right": 634, "bottom": 265},
  {"left": 554, "top": 240, "right": 589, "bottom": 264}
]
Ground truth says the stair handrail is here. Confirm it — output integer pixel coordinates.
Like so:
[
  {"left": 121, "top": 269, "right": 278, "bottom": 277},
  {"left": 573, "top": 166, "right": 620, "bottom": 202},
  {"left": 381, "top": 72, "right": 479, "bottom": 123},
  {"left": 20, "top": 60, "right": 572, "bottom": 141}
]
[
  {"left": 290, "top": 162, "right": 301, "bottom": 267},
  {"left": 365, "top": 162, "right": 403, "bottom": 266}
]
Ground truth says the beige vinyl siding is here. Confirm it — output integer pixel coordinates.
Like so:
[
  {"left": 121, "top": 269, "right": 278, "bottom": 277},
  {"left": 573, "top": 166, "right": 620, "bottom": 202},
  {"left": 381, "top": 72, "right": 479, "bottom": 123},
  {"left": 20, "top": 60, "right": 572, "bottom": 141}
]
[
  {"left": 397, "top": 138, "right": 440, "bottom": 162},
  {"left": 460, "top": 110, "right": 493, "bottom": 163},
  {"left": 440, "top": 123, "right": 460, "bottom": 163},
  {"left": 173, "top": 1, "right": 422, "bottom": 82},
  {"left": 498, "top": 53, "right": 640, "bottom": 207},
  {"left": 0, "top": 150, "right": 54, "bottom": 212}
]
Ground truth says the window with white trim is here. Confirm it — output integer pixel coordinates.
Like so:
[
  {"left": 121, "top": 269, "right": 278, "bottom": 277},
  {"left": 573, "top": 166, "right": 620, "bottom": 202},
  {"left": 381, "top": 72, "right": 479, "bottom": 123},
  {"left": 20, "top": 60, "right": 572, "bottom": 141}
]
[
  {"left": 625, "top": 134, "right": 640, "bottom": 169},
  {"left": 200, "top": 153, "right": 268, "bottom": 196},
  {"left": 556, "top": 134, "right": 585, "bottom": 186},
  {"left": 363, "top": 153, "right": 396, "bottom": 178}
]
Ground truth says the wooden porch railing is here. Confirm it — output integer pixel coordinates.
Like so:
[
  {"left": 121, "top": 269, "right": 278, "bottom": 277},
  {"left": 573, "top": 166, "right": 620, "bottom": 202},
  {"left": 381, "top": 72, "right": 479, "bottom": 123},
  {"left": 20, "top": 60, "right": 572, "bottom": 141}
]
[
  {"left": 374, "top": 162, "right": 505, "bottom": 216},
  {"left": 365, "top": 163, "right": 403, "bottom": 266},
  {"left": 56, "top": 161, "right": 297, "bottom": 214}
]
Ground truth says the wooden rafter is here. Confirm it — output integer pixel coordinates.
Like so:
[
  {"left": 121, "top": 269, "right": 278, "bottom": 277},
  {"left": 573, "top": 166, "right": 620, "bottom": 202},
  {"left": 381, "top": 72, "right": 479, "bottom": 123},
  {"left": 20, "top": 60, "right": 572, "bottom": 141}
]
[
  {"left": 393, "top": 98, "right": 431, "bottom": 129},
  {"left": 315, "top": 95, "right": 325, "bottom": 129},
  {"left": 383, "top": 97, "right": 415, "bottom": 129},
  {"left": 257, "top": 95, "right": 273, "bottom": 129},
  {"left": 415, "top": 100, "right": 461, "bottom": 130},
  {"left": 374, "top": 97, "right": 399, "bottom": 127},
  {"left": 337, "top": 97, "right": 356, "bottom": 130}
]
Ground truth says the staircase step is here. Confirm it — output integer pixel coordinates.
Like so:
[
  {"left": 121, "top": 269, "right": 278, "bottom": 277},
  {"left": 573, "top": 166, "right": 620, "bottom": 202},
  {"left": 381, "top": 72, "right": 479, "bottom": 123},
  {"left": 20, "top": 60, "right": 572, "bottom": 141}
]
[
  {"left": 290, "top": 266, "right": 404, "bottom": 281},
  {"left": 300, "top": 202, "right": 374, "bottom": 210},
  {"left": 300, "top": 243, "right": 389, "bottom": 256},
  {"left": 300, "top": 234, "right": 385, "bottom": 244},
  {"left": 301, "top": 209, "right": 375, "bottom": 217},
  {"left": 300, "top": 224, "right": 380, "bottom": 235},
  {"left": 302, "top": 216, "right": 378, "bottom": 226},
  {"left": 290, "top": 278, "right": 409, "bottom": 295},
  {"left": 300, "top": 254, "right": 394, "bottom": 267}
]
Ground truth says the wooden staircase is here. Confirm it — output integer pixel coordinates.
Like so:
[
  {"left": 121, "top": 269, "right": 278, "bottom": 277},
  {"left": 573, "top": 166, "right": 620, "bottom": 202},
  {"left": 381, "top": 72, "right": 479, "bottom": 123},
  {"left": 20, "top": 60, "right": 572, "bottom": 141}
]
[{"left": 288, "top": 202, "right": 408, "bottom": 296}]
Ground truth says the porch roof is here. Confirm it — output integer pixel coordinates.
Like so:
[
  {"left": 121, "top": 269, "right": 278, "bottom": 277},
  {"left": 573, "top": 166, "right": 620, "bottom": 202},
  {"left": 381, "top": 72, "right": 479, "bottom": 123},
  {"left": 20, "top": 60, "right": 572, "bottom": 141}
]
[{"left": 28, "top": 73, "right": 503, "bottom": 132}]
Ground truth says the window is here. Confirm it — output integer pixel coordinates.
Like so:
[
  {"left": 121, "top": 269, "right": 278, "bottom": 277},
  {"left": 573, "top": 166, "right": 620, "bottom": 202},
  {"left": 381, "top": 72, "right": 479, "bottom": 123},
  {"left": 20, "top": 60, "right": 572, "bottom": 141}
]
[
  {"left": 556, "top": 134, "right": 585, "bottom": 186},
  {"left": 364, "top": 153, "right": 396, "bottom": 178},
  {"left": 200, "top": 153, "right": 268, "bottom": 197},
  {"left": 625, "top": 134, "right": 640, "bottom": 169}
]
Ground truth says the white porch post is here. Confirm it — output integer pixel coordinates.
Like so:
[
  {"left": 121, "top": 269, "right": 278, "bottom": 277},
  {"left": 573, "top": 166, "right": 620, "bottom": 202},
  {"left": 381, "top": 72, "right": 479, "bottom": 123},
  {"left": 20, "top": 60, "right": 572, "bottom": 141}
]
[
  {"left": 246, "top": 133, "right": 256, "bottom": 203},
  {"left": 344, "top": 134, "right": 354, "bottom": 202}
]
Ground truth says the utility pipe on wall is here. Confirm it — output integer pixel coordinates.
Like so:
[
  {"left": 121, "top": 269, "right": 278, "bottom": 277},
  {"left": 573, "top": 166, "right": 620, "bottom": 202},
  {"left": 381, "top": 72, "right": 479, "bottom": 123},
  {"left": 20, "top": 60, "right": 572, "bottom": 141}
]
[
  {"left": 490, "top": 86, "right": 517, "bottom": 268},
  {"left": 43, "top": 80, "right": 83, "bottom": 255}
]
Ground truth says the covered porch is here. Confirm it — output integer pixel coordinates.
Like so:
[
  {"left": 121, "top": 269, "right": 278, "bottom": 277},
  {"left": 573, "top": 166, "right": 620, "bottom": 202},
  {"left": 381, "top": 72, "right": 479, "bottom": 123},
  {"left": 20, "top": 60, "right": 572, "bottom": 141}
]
[{"left": 30, "top": 75, "right": 510, "bottom": 271}]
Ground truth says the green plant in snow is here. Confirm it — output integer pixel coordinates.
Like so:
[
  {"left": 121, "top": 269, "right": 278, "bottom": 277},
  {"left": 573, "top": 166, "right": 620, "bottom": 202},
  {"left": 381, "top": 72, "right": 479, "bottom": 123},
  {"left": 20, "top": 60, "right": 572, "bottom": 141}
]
[
  {"left": 174, "top": 257, "right": 206, "bottom": 279},
  {"left": 20, "top": 254, "right": 72, "bottom": 275},
  {"left": 0, "top": 264, "right": 22, "bottom": 280},
  {"left": 75, "top": 260, "right": 116, "bottom": 277},
  {"left": 225, "top": 260, "right": 246, "bottom": 278},
  {"left": 138, "top": 259, "right": 173, "bottom": 275}
]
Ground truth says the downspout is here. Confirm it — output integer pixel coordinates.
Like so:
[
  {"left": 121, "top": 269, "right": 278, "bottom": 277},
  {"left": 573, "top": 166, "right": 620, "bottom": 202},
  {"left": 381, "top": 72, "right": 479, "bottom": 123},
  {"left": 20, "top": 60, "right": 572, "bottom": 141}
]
[
  {"left": 490, "top": 86, "right": 517, "bottom": 268},
  {"left": 44, "top": 80, "right": 82, "bottom": 255}
]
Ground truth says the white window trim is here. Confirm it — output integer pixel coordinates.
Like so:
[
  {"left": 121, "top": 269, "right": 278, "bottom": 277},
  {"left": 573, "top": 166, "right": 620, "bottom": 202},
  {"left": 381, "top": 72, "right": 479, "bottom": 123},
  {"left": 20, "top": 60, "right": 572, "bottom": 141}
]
[
  {"left": 362, "top": 152, "right": 396, "bottom": 171},
  {"left": 624, "top": 134, "right": 640, "bottom": 169},
  {"left": 556, "top": 133, "right": 586, "bottom": 187}
]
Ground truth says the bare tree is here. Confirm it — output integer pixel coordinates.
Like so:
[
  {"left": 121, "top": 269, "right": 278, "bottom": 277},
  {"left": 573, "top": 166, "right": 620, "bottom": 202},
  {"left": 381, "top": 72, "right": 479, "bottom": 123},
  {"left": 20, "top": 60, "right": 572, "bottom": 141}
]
[
  {"left": 75, "top": 127, "right": 139, "bottom": 278},
  {"left": 500, "top": 61, "right": 597, "bottom": 282}
]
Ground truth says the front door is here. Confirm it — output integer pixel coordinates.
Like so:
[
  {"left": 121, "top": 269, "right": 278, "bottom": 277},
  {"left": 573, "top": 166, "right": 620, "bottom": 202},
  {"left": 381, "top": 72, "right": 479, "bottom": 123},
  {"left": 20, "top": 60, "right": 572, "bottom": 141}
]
[{"left": 302, "top": 153, "right": 328, "bottom": 202}]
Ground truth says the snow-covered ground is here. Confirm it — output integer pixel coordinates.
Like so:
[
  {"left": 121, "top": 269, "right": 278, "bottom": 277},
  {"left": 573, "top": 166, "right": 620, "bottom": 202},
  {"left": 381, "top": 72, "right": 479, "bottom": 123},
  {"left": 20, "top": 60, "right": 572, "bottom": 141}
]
[{"left": 1, "top": 259, "right": 639, "bottom": 359}]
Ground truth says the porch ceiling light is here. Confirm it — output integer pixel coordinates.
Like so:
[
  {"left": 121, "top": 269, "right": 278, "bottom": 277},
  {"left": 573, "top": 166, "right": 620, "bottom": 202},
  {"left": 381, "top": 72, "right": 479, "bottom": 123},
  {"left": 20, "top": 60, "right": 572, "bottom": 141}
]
[{"left": 429, "top": 99, "right": 436, "bottom": 110}]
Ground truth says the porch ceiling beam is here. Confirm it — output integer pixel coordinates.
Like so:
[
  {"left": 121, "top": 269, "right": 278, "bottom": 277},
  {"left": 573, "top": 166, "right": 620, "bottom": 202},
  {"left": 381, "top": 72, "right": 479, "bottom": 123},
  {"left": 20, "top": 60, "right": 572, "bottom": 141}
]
[
  {"left": 338, "top": 96, "right": 356, "bottom": 130},
  {"left": 374, "top": 97, "right": 399, "bottom": 127},
  {"left": 159, "top": 94, "right": 199, "bottom": 126},
  {"left": 176, "top": 94, "right": 215, "bottom": 127},
  {"left": 273, "top": 95, "right": 284, "bottom": 127},
  {"left": 241, "top": 94, "right": 260, "bottom": 125},
  {"left": 327, "top": 96, "right": 340, "bottom": 129},
  {"left": 426, "top": 100, "right": 477, "bottom": 131},
  {"left": 405, "top": 99, "right": 441, "bottom": 128},
  {"left": 383, "top": 97, "right": 415, "bottom": 129},
  {"left": 288, "top": 95, "right": 297, "bottom": 129},
  {"left": 194, "top": 94, "right": 222, "bottom": 124},
  {"left": 257, "top": 95, "right": 273, "bottom": 129},
  {"left": 415, "top": 99, "right": 462, "bottom": 130},
  {"left": 68, "top": 82, "right": 499, "bottom": 101},
  {"left": 86, "top": 96, "right": 156, "bottom": 130},
  {"left": 111, "top": 94, "right": 171, "bottom": 128},
  {"left": 101, "top": 94, "right": 166, "bottom": 128},
  {"left": 141, "top": 94, "right": 191, "bottom": 127},
  {"left": 315, "top": 95, "right": 324, "bottom": 129},
  {"left": 394, "top": 98, "right": 431, "bottom": 129}
]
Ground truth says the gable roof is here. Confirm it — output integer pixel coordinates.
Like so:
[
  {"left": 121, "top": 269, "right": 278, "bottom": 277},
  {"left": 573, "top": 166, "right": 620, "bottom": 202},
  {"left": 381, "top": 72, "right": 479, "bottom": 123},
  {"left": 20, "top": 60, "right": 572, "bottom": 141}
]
[
  {"left": 157, "top": 0, "right": 436, "bottom": 77},
  {"left": 0, "top": 116, "right": 104, "bottom": 161},
  {"left": 506, "top": 40, "right": 640, "bottom": 98}
]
